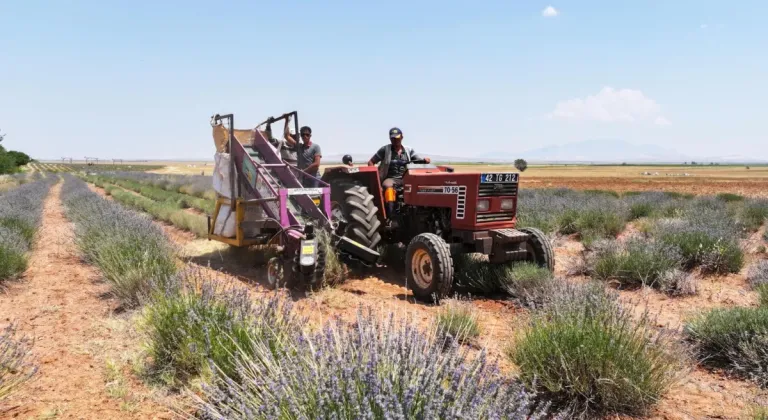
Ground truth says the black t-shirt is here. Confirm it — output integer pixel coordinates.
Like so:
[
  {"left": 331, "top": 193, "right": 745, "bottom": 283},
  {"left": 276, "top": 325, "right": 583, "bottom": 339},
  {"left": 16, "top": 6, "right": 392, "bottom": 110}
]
[{"left": 371, "top": 145, "right": 421, "bottom": 179}]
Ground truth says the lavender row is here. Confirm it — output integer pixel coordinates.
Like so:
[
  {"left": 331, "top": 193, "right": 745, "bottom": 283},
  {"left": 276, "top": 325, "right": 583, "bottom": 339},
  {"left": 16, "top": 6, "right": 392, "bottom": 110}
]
[
  {"left": 0, "top": 177, "right": 55, "bottom": 281},
  {"left": 60, "top": 174, "right": 178, "bottom": 307}
]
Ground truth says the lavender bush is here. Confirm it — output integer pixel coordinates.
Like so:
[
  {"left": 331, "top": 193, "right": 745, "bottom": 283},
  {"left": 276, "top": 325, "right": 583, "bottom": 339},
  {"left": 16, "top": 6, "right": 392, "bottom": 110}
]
[
  {"left": 436, "top": 298, "right": 482, "bottom": 343},
  {"left": 748, "top": 260, "right": 768, "bottom": 306},
  {"left": 511, "top": 281, "right": 685, "bottom": 417},
  {"left": 651, "top": 198, "right": 744, "bottom": 274},
  {"left": 195, "top": 307, "right": 557, "bottom": 420},
  {"left": 517, "top": 189, "right": 629, "bottom": 243},
  {"left": 61, "top": 175, "right": 177, "bottom": 306},
  {"left": 0, "top": 178, "right": 54, "bottom": 281},
  {"left": 685, "top": 306, "right": 768, "bottom": 387},
  {"left": 0, "top": 322, "right": 37, "bottom": 400},
  {"left": 452, "top": 257, "right": 556, "bottom": 306},
  {"left": 589, "top": 238, "right": 684, "bottom": 289},
  {"left": 142, "top": 268, "right": 298, "bottom": 387}
]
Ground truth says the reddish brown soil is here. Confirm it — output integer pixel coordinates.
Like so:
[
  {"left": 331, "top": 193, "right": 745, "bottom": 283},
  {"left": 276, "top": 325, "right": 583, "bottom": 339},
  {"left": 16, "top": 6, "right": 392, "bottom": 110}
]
[{"left": 0, "top": 183, "right": 172, "bottom": 419}]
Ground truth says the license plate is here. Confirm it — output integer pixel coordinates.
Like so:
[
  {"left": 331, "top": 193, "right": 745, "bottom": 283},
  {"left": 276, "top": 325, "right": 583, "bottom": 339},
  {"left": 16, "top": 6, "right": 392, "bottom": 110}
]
[{"left": 481, "top": 173, "right": 518, "bottom": 183}]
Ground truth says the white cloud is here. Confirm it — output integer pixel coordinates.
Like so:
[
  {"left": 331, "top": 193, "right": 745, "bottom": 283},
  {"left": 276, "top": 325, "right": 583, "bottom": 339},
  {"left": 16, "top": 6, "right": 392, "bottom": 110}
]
[
  {"left": 549, "top": 86, "right": 670, "bottom": 125},
  {"left": 542, "top": 6, "right": 558, "bottom": 17}
]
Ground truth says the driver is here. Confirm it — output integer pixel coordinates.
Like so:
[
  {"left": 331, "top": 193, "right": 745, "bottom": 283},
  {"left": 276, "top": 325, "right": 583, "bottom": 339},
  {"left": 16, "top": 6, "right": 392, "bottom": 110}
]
[{"left": 368, "top": 127, "right": 430, "bottom": 210}]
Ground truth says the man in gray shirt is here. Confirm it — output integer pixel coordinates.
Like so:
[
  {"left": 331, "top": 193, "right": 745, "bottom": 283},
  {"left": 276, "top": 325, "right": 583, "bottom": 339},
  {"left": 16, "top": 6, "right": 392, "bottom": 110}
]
[{"left": 286, "top": 125, "right": 322, "bottom": 188}]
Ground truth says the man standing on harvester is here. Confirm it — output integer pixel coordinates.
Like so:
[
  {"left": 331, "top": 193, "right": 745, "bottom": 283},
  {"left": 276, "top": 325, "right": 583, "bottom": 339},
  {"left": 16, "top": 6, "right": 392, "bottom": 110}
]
[
  {"left": 368, "top": 127, "right": 430, "bottom": 214},
  {"left": 284, "top": 118, "right": 322, "bottom": 188}
]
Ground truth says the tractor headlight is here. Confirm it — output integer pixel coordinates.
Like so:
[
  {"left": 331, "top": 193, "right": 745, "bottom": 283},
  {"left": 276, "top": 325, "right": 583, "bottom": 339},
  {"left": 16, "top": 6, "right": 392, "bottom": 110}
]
[
  {"left": 500, "top": 199, "right": 515, "bottom": 210},
  {"left": 300, "top": 256, "right": 315, "bottom": 266},
  {"left": 476, "top": 199, "right": 490, "bottom": 212}
]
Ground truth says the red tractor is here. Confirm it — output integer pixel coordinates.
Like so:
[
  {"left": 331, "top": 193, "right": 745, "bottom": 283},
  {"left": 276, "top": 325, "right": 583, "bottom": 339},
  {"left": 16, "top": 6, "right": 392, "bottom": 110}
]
[{"left": 321, "top": 157, "right": 554, "bottom": 301}]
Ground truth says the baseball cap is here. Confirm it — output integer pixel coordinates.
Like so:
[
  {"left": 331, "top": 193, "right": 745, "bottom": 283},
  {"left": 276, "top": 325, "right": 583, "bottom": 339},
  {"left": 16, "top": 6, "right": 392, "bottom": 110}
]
[{"left": 389, "top": 127, "right": 403, "bottom": 139}]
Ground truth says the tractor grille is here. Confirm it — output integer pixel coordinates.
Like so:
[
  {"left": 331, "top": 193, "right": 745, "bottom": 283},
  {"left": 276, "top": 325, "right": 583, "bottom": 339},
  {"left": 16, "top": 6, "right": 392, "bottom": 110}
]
[
  {"left": 478, "top": 183, "right": 518, "bottom": 197},
  {"left": 476, "top": 211, "right": 515, "bottom": 224}
]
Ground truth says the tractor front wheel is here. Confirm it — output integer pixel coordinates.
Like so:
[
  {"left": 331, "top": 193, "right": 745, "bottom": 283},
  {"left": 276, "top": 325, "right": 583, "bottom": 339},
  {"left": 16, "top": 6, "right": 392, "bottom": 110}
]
[
  {"left": 520, "top": 227, "right": 555, "bottom": 272},
  {"left": 405, "top": 233, "right": 454, "bottom": 302}
]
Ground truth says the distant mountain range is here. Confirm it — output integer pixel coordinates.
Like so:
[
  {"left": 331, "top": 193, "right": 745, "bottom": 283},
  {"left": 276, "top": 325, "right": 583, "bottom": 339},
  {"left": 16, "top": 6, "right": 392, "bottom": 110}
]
[{"left": 326, "top": 140, "right": 767, "bottom": 164}]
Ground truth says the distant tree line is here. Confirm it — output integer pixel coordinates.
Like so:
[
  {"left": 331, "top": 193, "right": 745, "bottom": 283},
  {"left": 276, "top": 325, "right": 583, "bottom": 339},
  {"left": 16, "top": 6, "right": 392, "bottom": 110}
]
[{"left": 0, "top": 129, "right": 32, "bottom": 174}]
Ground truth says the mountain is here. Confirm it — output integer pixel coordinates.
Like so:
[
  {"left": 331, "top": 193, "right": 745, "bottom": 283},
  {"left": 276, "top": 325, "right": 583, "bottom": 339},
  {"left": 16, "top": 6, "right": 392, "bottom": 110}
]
[{"left": 479, "top": 139, "right": 691, "bottom": 163}]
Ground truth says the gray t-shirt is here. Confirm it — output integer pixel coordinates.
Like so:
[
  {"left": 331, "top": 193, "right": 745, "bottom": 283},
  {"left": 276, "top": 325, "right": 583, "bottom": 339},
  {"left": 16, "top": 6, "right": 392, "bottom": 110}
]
[
  {"left": 370, "top": 145, "right": 421, "bottom": 180},
  {"left": 299, "top": 142, "right": 322, "bottom": 176}
]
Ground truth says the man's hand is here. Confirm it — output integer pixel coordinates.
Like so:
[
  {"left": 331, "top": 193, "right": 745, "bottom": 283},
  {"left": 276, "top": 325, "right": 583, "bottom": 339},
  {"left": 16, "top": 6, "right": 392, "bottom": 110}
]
[
  {"left": 367, "top": 160, "right": 375, "bottom": 166},
  {"left": 424, "top": 157, "right": 431, "bottom": 164}
]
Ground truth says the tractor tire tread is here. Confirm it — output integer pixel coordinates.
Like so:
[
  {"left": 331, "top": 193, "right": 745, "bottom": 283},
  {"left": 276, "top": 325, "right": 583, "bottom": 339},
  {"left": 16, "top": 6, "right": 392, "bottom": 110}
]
[
  {"left": 520, "top": 227, "right": 555, "bottom": 272},
  {"left": 406, "top": 233, "right": 454, "bottom": 302}
]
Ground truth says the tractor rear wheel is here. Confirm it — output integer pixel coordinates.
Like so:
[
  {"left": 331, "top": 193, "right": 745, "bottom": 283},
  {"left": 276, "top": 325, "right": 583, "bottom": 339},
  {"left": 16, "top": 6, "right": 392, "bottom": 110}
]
[
  {"left": 520, "top": 227, "right": 555, "bottom": 272},
  {"left": 405, "top": 233, "right": 454, "bottom": 302},
  {"left": 329, "top": 179, "right": 382, "bottom": 250}
]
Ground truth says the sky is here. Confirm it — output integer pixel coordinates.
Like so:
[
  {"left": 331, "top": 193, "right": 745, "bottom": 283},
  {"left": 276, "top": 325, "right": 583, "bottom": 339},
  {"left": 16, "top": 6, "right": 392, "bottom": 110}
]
[{"left": 1, "top": 1, "right": 767, "bottom": 162}]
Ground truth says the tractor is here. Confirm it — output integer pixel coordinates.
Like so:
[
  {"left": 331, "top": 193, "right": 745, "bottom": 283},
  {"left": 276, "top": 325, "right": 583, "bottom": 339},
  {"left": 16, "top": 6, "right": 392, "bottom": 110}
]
[
  {"left": 321, "top": 156, "right": 554, "bottom": 301},
  {"left": 206, "top": 110, "right": 553, "bottom": 300}
]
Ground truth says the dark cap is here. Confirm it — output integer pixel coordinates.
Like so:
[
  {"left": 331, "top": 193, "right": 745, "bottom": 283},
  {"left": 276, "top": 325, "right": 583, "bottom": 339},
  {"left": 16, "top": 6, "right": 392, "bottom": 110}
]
[{"left": 389, "top": 127, "right": 403, "bottom": 139}]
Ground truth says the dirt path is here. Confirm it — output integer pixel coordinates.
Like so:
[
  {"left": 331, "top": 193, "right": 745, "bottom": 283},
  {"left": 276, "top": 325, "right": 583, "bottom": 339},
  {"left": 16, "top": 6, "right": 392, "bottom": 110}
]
[{"left": 0, "top": 182, "right": 171, "bottom": 419}]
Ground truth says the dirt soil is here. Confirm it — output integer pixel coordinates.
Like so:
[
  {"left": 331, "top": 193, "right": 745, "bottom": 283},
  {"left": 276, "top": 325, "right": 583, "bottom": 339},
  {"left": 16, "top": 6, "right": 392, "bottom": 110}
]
[{"left": 0, "top": 182, "right": 172, "bottom": 419}]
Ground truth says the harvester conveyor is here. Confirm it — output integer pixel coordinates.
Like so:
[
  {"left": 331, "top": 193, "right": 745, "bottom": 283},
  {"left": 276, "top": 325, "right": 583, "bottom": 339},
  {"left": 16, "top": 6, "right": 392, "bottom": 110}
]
[{"left": 207, "top": 112, "right": 379, "bottom": 289}]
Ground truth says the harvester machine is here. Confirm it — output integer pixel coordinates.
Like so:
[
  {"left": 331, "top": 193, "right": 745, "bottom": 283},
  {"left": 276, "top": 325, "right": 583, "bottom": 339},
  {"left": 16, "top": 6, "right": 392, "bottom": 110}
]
[{"left": 207, "top": 112, "right": 379, "bottom": 289}]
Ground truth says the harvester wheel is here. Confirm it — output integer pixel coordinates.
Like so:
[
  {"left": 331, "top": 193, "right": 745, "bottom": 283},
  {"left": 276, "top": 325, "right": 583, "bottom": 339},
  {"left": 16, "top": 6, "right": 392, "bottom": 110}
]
[
  {"left": 405, "top": 233, "right": 454, "bottom": 302},
  {"left": 520, "top": 227, "right": 555, "bottom": 272},
  {"left": 329, "top": 179, "right": 382, "bottom": 250},
  {"left": 266, "top": 256, "right": 289, "bottom": 290}
]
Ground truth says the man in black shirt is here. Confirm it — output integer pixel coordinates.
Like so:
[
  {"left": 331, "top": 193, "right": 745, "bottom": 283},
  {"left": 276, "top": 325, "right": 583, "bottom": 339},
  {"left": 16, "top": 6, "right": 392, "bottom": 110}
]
[
  {"left": 368, "top": 127, "right": 430, "bottom": 188},
  {"left": 368, "top": 127, "right": 430, "bottom": 214}
]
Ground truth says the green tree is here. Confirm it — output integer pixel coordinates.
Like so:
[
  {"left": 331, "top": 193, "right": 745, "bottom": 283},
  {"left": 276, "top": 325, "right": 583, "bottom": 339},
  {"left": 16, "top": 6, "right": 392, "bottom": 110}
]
[
  {"left": 0, "top": 129, "right": 27, "bottom": 174},
  {"left": 514, "top": 158, "right": 528, "bottom": 172},
  {"left": 6, "top": 151, "right": 31, "bottom": 166}
]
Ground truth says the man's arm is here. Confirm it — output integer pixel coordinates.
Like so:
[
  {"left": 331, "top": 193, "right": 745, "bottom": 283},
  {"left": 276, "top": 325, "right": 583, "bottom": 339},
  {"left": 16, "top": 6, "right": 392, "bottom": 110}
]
[
  {"left": 409, "top": 148, "right": 431, "bottom": 164},
  {"left": 283, "top": 117, "right": 297, "bottom": 146},
  {"left": 368, "top": 147, "right": 385, "bottom": 166}
]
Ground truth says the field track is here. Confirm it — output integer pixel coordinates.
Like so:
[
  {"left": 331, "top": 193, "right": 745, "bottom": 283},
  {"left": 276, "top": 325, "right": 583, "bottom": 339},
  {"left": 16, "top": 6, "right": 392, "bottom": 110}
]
[
  {"left": 1, "top": 178, "right": 766, "bottom": 418},
  {"left": 0, "top": 182, "right": 171, "bottom": 419}
]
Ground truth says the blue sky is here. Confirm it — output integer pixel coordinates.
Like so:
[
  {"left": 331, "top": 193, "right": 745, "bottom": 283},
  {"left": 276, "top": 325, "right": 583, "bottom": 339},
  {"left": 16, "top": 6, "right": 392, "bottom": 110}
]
[{"left": 1, "top": 1, "right": 766, "bottom": 161}]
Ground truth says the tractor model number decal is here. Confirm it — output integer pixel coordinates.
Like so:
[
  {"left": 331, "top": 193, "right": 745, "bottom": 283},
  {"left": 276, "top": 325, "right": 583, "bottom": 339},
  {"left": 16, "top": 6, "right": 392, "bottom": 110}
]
[
  {"left": 481, "top": 173, "right": 519, "bottom": 183},
  {"left": 418, "top": 185, "right": 463, "bottom": 194},
  {"left": 418, "top": 186, "right": 467, "bottom": 219},
  {"left": 347, "top": 167, "right": 360, "bottom": 173}
]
